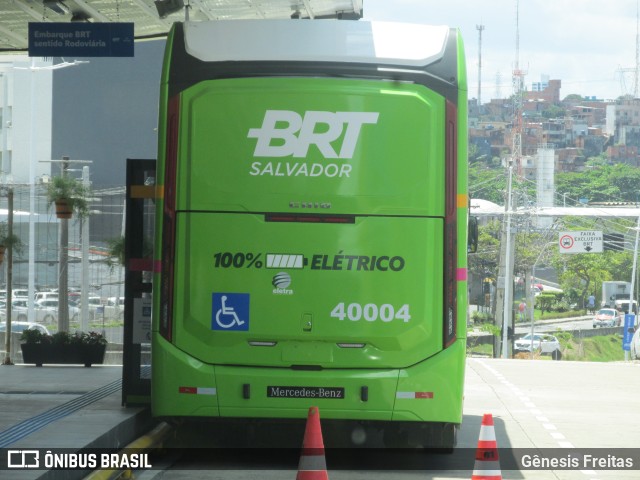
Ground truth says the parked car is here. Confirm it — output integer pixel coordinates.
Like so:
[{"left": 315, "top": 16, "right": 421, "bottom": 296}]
[
  {"left": 514, "top": 333, "right": 562, "bottom": 359},
  {"left": 107, "top": 296, "right": 124, "bottom": 307},
  {"left": 11, "top": 299, "right": 78, "bottom": 323},
  {"left": 34, "top": 299, "right": 79, "bottom": 322},
  {"left": 12, "top": 289, "right": 30, "bottom": 300},
  {"left": 34, "top": 291, "right": 59, "bottom": 303},
  {"left": 0, "top": 290, "right": 29, "bottom": 301},
  {"left": 10, "top": 299, "right": 59, "bottom": 324},
  {"left": 70, "top": 297, "right": 104, "bottom": 320},
  {"left": 105, "top": 296, "right": 124, "bottom": 319},
  {"left": 0, "top": 321, "right": 50, "bottom": 335},
  {"left": 593, "top": 308, "right": 622, "bottom": 328}
]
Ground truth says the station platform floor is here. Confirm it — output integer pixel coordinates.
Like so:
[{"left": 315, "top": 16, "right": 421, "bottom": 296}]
[{"left": 0, "top": 364, "right": 154, "bottom": 480}]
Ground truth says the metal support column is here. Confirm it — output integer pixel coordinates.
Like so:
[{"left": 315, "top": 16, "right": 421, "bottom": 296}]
[{"left": 122, "top": 159, "right": 156, "bottom": 406}]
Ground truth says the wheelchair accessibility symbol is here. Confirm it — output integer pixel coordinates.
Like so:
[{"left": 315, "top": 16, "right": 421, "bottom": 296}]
[{"left": 212, "top": 293, "right": 250, "bottom": 331}]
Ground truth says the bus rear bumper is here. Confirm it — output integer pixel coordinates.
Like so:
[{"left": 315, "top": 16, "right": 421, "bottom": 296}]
[{"left": 152, "top": 336, "right": 465, "bottom": 444}]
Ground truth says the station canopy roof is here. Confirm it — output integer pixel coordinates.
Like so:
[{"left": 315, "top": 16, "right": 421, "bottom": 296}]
[{"left": 0, "top": 0, "right": 363, "bottom": 51}]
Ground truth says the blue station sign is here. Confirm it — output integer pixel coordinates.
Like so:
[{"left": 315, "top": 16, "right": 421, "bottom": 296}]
[
  {"left": 28, "top": 22, "right": 134, "bottom": 57},
  {"left": 623, "top": 313, "right": 635, "bottom": 351}
]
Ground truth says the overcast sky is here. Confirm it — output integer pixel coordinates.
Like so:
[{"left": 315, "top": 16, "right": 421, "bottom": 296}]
[
  {"left": 51, "top": 2, "right": 639, "bottom": 186},
  {"left": 364, "top": 0, "right": 639, "bottom": 101}
]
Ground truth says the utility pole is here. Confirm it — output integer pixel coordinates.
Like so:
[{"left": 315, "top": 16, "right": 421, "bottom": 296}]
[
  {"left": 2, "top": 187, "right": 14, "bottom": 365},
  {"left": 627, "top": 215, "right": 640, "bottom": 361},
  {"left": 494, "top": 162, "right": 516, "bottom": 358},
  {"left": 81, "top": 166, "right": 90, "bottom": 333},
  {"left": 634, "top": 0, "right": 639, "bottom": 98},
  {"left": 494, "top": 0, "right": 526, "bottom": 358},
  {"left": 59, "top": 157, "right": 70, "bottom": 333}
]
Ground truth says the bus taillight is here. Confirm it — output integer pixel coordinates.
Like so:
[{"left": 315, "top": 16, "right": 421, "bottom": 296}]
[{"left": 160, "top": 95, "right": 180, "bottom": 342}]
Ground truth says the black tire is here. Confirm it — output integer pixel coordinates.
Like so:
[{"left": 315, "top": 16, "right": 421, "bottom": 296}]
[{"left": 551, "top": 349, "right": 562, "bottom": 361}]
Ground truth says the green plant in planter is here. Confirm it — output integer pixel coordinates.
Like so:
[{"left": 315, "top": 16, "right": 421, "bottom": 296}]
[
  {"left": 20, "top": 329, "right": 107, "bottom": 346},
  {"left": 51, "top": 330, "right": 72, "bottom": 345},
  {"left": 46, "top": 175, "right": 90, "bottom": 219},
  {"left": 20, "top": 328, "right": 47, "bottom": 345},
  {"left": 20, "top": 329, "right": 108, "bottom": 367},
  {"left": 71, "top": 331, "right": 108, "bottom": 346}
]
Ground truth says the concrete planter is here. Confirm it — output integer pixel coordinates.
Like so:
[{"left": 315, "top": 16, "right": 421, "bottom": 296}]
[{"left": 20, "top": 343, "right": 107, "bottom": 367}]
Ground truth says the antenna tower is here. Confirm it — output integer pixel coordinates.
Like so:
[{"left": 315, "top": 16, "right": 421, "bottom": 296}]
[
  {"left": 512, "top": 0, "right": 526, "bottom": 173},
  {"left": 634, "top": 0, "right": 639, "bottom": 97},
  {"left": 476, "top": 24, "right": 485, "bottom": 111},
  {"left": 617, "top": 1, "right": 639, "bottom": 98}
]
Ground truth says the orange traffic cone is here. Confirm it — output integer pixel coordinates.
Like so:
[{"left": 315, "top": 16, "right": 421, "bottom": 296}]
[
  {"left": 296, "top": 406, "right": 329, "bottom": 480},
  {"left": 471, "top": 413, "right": 501, "bottom": 480}
]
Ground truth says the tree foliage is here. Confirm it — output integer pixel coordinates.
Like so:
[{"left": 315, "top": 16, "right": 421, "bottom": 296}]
[
  {"left": 556, "top": 162, "right": 640, "bottom": 204},
  {"left": 469, "top": 163, "right": 506, "bottom": 205},
  {"left": 469, "top": 149, "right": 640, "bottom": 310}
]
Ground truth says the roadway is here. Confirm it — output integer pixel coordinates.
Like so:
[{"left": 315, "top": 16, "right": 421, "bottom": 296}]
[
  {"left": 515, "top": 315, "right": 594, "bottom": 334},
  {"left": 131, "top": 358, "right": 640, "bottom": 479}
]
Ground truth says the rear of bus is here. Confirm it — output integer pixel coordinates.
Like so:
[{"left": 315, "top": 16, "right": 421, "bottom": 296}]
[{"left": 152, "top": 20, "right": 468, "bottom": 448}]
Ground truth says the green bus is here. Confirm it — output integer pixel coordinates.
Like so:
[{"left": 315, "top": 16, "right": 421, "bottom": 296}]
[{"left": 152, "top": 19, "right": 470, "bottom": 448}]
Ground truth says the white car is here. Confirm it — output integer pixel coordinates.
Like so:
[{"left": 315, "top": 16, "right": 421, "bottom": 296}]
[
  {"left": 105, "top": 296, "right": 124, "bottom": 319},
  {"left": 514, "top": 333, "right": 562, "bottom": 359},
  {"left": 593, "top": 308, "right": 621, "bottom": 328},
  {"left": 10, "top": 299, "right": 57, "bottom": 324},
  {"left": 35, "top": 299, "right": 79, "bottom": 321},
  {"left": 11, "top": 299, "right": 79, "bottom": 323},
  {"left": 0, "top": 321, "right": 50, "bottom": 336},
  {"left": 69, "top": 296, "right": 103, "bottom": 320},
  {"left": 34, "top": 291, "right": 59, "bottom": 303}
]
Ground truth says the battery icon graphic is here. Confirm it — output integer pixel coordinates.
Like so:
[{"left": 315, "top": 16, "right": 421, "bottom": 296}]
[{"left": 266, "top": 254, "right": 305, "bottom": 269}]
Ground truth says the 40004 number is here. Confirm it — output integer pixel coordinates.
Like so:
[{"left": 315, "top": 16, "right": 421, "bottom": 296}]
[{"left": 330, "top": 303, "right": 411, "bottom": 323}]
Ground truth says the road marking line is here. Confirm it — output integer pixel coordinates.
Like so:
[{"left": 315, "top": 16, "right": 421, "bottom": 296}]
[{"left": 473, "top": 359, "right": 599, "bottom": 479}]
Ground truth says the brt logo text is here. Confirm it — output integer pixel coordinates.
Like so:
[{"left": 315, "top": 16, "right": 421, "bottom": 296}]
[{"left": 248, "top": 110, "right": 379, "bottom": 158}]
